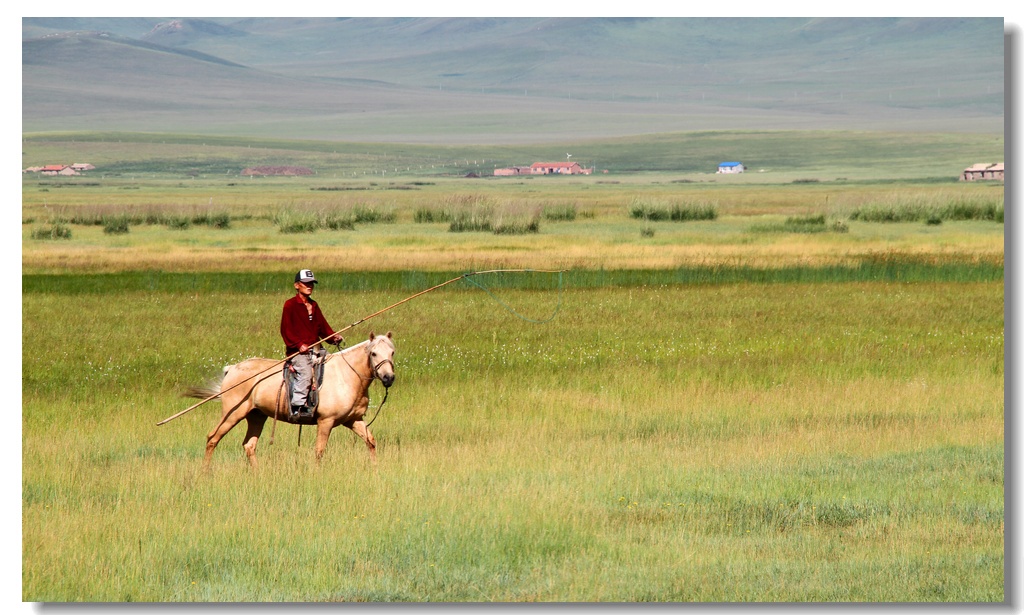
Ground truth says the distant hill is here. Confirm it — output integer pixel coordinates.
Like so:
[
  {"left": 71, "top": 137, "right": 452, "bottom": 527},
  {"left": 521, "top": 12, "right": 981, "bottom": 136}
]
[{"left": 22, "top": 17, "right": 1004, "bottom": 143}]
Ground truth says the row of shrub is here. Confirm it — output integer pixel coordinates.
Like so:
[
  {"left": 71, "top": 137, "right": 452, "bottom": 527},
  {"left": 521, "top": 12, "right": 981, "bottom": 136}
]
[
  {"left": 849, "top": 203, "right": 1004, "bottom": 223},
  {"left": 44, "top": 210, "right": 232, "bottom": 229},
  {"left": 748, "top": 214, "right": 849, "bottom": 234},
  {"left": 448, "top": 206, "right": 541, "bottom": 235},
  {"left": 273, "top": 205, "right": 397, "bottom": 233},
  {"left": 415, "top": 204, "right": 576, "bottom": 225},
  {"left": 628, "top": 198, "right": 719, "bottom": 222},
  {"left": 45, "top": 213, "right": 225, "bottom": 236},
  {"left": 411, "top": 195, "right": 549, "bottom": 235},
  {"left": 30, "top": 224, "right": 73, "bottom": 240},
  {"left": 847, "top": 196, "right": 1003, "bottom": 223}
]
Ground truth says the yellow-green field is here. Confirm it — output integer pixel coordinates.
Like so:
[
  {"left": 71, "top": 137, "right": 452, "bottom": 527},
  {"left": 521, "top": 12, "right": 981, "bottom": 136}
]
[{"left": 23, "top": 282, "right": 1003, "bottom": 601}]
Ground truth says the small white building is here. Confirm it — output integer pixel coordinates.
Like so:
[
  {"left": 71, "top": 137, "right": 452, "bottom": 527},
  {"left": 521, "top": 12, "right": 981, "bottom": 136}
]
[{"left": 717, "top": 162, "right": 745, "bottom": 174}]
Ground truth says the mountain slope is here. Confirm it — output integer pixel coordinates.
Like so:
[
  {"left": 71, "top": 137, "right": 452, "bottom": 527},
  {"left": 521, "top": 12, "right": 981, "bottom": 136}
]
[{"left": 22, "top": 17, "right": 1004, "bottom": 143}]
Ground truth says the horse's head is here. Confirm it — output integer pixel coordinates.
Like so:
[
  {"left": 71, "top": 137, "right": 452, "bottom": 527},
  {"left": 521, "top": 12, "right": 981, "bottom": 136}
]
[{"left": 368, "top": 331, "right": 396, "bottom": 388}]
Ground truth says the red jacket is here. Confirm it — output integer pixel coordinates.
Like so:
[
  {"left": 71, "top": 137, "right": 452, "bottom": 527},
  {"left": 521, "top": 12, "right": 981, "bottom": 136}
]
[{"left": 280, "top": 295, "right": 336, "bottom": 355}]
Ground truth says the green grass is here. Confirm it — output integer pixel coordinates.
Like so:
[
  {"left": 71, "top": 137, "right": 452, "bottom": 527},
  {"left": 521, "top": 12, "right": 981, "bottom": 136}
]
[
  {"left": 22, "top": 278, "right": 1003, "bottom": 601},
  {"left": 20, "top": 256, "right": 1005, "bottom": 295}
]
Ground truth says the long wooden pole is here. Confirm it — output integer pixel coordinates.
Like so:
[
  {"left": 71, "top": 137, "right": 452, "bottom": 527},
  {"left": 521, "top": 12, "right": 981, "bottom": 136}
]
[{"left": 156, "top": 269, "right": 564, "bottom": 426}]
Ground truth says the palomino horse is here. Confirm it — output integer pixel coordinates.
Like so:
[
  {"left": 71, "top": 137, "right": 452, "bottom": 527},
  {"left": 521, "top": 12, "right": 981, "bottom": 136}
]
[{"left": 186, "top": 332, "right": 395, "bottom": 468}]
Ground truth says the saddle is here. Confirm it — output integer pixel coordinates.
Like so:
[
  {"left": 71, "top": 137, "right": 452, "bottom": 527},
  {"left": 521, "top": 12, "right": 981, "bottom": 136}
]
[{"left": 283, "top": 349, "right": 328, "bottom": 415}]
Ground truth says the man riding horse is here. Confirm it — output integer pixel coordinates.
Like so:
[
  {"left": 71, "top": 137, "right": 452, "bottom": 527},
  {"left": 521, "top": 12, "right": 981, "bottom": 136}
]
[{"left": 280, "top": 269, "right": 342, "bottom": 417}]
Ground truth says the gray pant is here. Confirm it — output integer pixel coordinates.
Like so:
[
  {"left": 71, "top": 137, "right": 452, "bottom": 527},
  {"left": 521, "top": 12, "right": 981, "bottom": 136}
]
[{"left": 290, "top": 349, "right": 325, "bottom": 408}]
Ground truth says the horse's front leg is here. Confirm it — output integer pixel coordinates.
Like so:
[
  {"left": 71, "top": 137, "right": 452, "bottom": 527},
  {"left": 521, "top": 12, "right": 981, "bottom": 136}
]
[
  {"left": 313, "top": 419, "right": 335, "bottom": 464},
  {"left": 345, "top": 419, "right": 377, "bottom": 463}
]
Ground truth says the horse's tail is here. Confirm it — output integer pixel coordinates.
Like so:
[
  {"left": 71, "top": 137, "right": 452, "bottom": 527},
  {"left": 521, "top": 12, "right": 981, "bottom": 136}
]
[
  {"left": 183, "top": 383, "right": 220, "bottom": 400},
  {"left": 182, "top": 365, "right": 231, "bottom": 400}
]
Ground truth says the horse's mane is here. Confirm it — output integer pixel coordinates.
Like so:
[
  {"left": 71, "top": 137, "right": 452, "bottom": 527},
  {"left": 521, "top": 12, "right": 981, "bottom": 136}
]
[
  {"left": 335, "top": 339, "right": 370, "bottom": 355},
  {"left": 333, "top": 335, "right": 393, "bottom": 357}
]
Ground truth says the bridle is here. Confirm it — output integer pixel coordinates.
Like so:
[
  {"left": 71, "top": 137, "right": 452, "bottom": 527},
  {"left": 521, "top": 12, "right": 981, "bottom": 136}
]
[
  {"left": 370, "top": 348, "right": 395, "bottom": 384},
  {"left": 337, "top": 338, "right": 393, "bottom": 382},
  {"left": 339, "top": 337, "right": 394, "bottom": 427}
]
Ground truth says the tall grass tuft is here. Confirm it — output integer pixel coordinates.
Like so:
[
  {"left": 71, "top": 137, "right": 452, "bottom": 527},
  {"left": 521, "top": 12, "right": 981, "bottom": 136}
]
[
  {"left": 165, "top": 215, "right": 192, "bottom": 230},
  {"left": 449, "top": 209, "right": 493, "bottom": 232},
  {"left": 195, "top": 212, "right": 232, "bottom": 229},
  {"left": 669, "top": 201, "right": 718, "bottom": 221},
  {"left": 629, "top": 198, "right": 669, "bottom": 221},
  {"left": 322, "top": 212, "right": 356, "bottom": 231},
  {"left": 492, "top": 216, "right": 540, "bottom": 235},
  {"left": 102, "top": 215, "right": 130, "bottom": 235},
  {"left": 445, "top": 197, "right": 541, "bottom": 235},
  {"left": 414, "top": 207, "right": 454, "bottom": 223},
  {"left": 491, "top": 201, "right": 541, "bottom": 235},
  {"left": 848, "top": 193, "right": 1003, "bottom": 223},
  {"left": 30, "top": 224, "right": 72, "bottom": 240},
  {"left": 750, "top": 214, "right": 849, "bottom": 234},
  {"left": 944, "top": 198, "right": 1003, "bottom": 222},
  {"left": 352, "top": 204, "right": 397, "bottom": 224},
  {"left": 274, "top": 209, "right": 321, "bottom": 233},
  {"left": 273, "top": 205, "right": 360, "bottom": 233},
  {"left": 447, "top": 194, "right": 495, "bottom": 232},
  {"left": 629, "top": 198, "right": 718, "bottom": 222},
  {"left": 542, "top": 203, "right": 578, "bottom": 221}
]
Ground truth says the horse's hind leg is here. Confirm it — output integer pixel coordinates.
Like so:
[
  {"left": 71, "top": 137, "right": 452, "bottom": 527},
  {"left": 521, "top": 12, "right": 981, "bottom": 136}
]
[
  {"left": 242, "top": 413, "right": 269, "bottom": 469},
  {"left": 345, "top": 419, "right": 378, "bottom": 463},
  {"left": 203, "top": 407, "right": 248, "bottom": 469}
]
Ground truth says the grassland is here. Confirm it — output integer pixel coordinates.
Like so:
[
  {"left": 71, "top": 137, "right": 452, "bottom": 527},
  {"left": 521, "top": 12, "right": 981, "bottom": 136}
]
[
  {"left": 20, "top": 131, "right": 1004, "bottom": 602},
  {"left": 22, "top": 282, "right": 1003, "bottom": 601}
]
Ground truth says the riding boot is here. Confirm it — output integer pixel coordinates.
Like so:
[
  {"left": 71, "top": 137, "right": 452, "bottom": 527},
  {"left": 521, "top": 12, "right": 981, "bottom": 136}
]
[{"left": 290, "top": 404, "right": 305, "bottom": 417}]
